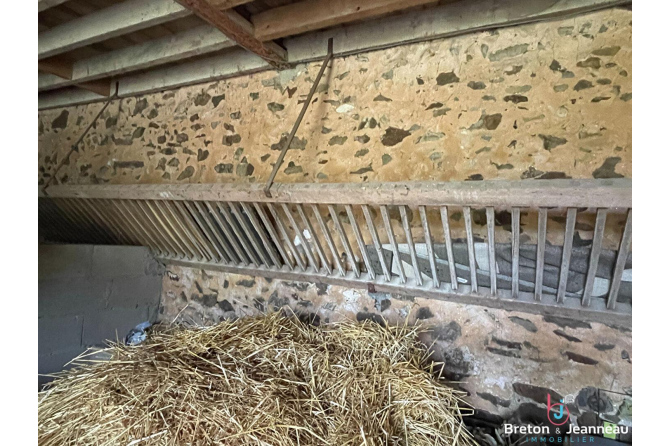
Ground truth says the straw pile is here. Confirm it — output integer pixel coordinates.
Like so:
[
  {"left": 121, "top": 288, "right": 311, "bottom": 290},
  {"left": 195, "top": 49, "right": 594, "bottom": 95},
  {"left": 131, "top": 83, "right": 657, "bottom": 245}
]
[{"left": 38, "top": 312, "right": 475, "bottom": 445}]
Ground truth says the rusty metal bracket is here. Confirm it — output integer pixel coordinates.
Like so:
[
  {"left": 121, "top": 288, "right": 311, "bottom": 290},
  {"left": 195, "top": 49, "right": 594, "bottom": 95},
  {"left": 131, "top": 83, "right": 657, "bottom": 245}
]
[{"left": 263, "top": 38, "right": 333, "bottom": 198}]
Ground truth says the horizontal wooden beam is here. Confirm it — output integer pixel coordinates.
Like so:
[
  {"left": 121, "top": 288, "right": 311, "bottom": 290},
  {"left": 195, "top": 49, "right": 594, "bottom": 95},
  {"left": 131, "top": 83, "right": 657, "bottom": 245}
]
[
  {"left": 39, "top": 0, "right": 630, "bottom": 109},
  {"left": 176, "top": 0, "right": 286, "bottom": 66},
  {"left": 253, "top": 0, "right": 438, "bottom": 41},
  {"left": 39, "top": 25, "right": 234, "bottom": 92},
  {"left": 38, "top": 0, "right": 190, "bottom": 59},
  {"left": 45, "top": 179, "right": 632, "bottom": 209}
]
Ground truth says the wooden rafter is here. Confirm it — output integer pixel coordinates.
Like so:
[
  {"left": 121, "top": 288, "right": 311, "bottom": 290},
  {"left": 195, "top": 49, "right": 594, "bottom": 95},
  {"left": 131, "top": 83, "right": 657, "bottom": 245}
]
[{"left": 175, "top": 0, "right": 287, "bottom": 67}]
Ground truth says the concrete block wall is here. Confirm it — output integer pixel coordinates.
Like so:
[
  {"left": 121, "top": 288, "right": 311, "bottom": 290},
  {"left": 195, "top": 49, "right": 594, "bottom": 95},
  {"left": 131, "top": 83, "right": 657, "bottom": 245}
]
[{"left": 38, "top": 244, "right": 164, "bottom": 388}]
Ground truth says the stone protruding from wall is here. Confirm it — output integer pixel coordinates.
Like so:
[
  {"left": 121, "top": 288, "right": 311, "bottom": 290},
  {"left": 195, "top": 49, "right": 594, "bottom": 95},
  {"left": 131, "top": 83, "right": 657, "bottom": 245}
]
[{"left": 38, "top": 244, "right": 164, "bottom": 388}]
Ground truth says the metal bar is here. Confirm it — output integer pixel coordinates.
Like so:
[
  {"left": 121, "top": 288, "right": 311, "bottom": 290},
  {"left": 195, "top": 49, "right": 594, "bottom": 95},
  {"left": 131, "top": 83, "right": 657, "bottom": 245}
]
[
  {"left": 535, "top": 208, "right": 547, "bottom": 301},
  {"left": 268, "top": 203, "right": 304, "bottom": 270},
  {"left": 217, "top": 202, "right": 260, "bottom": 266},
  {"left": 362, "top": 205, "right": 390, "bottom": 282},
  {"left": 439, "top": 206, "right": 457, "bottom": 290},
  {"left": 185, "top": 201, "right": 226, "bottom": 262},
  {"left": 463, "top": 206, "right": 477, "bottom": 292},
  {"left": 206, "top": 201, "right": 248, "bottom": 265},
  {"left": 400, "top": 205, "right": 422, "bottom": 286},
  {"left": 254, "top": 202, "right": 293, "bottom": 268},
  {"left": 582, "top": 209, "right": 608, "bottom": 306},
  {"left": 296, "top": 204, "right": 331, "bottom": 275},
  {"left": 380, "top": 205, "right": 406, "bottom": 284},
  {"left": 137, "top": 200, "right": 184, "bottom": 258},
  {"left": 163, "top": 200, "right": 207, "bottom": 261},
  {"left": 607, "top": 209, "right": 632, "bottom": 310},
  {"left": 173, "top": 200, "right": 217, "bottom": 262},
  {"left": 241, "top": 202, "right": 281, "bottom": 268},
  {"left": 195, "top": 201, "right": 236, "bottom": 263},
  {"left": 557, "top": 207, "right": 577, "bottom": 303},
  {"left": 230, "top": 202, "right": 272, "bottom": 268},
  {"left": 419, "top": 205, "right": 439, "bottom": 288},
  {"left": 346, "top": 205, "right": 375, "bottom": 281},
  {"left": 282, "top": 203, "right": 320, "bottom": 272},
  {"left": 328, "top": 204, "right": 359, "bottom": 278},
  {"left": 264, "top": 38, "right": 333, "bottom": 196},
  {"left": 147, "top": 199, "right": 194, "bottom": 259},
  {"left": 486, "top": 207, "right": 497, "bottom": 296},
  {"left": 511, "top": 207, "right": 520, "bottom": 298},
  {"left": 311, "top": 204, "right": 345, "bottom": 277}
]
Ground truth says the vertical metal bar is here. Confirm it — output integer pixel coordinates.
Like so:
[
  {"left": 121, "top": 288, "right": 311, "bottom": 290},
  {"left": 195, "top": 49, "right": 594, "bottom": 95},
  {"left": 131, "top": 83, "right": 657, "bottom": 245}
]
[
  {"left": 282, "top": 203, "right": 320, "bottom": 273},
  {"left": 362, "top": 205, "right": 391, "bottom": 282},
  {"left": 254, "top": 202, "right": 293, "bottom": 268},
  {"left": 184, "top": 201, "right": 226, "bottom": 262},
  {"left": 328, "top": 204, "right": 359, "bottom": 278},
  {"left": 206, "top": 201, "right": 248, "bottom": 264},
  {"left": 268, "top": 203, "right": 305, "bottom": 271},
  {"left": 163, "top": 200, "right": 207, "bottom": 261},
  {"left": 582, "top": 209, "right": 608, "bottom": 306},
  {"left": 194, "top": 201, "right": 236, "bottom": 264},
  {"left": 230, "top": 202, "right": 271, "bottom": 268},
  {"left": 173, "top": 201, "right": 217, "bottom": 262},
  {"left": 137, "top": 200, "right": 183, "bottom": 258},
  {"left": 125, "top": 200, "right": 171, "bottom": 257},
  {"left": 419, "top": 206, "right": 440, "bottom": 288},
  {"left": 380, "top": 205, "right": 406, "bottom": 284},
  {"left": 345, "top": 205, "right": 375, "bottom": 280},
  {"left": 217, "top": 202, "right": 260, "bottom": 266},
  {"left": 607, "top": 209, "right": 632, "bottom": 310},
  {"left": 439, "top": 206, "right": 458, "bottom": 291},
  {"left": 511, "top": 207, "right": 520, "bottom": 298},
  {"left": 311, "top": 204, "right": 345, "bottom": 277},
  {"left": 463, "top": 206, "right": 478, "bottom": 292},
  {"left": 296, "top": 204, "right": 332, "bottom": 275},
  {"left": 486, "top": 207, "right": 497, "bottom": 296},
  {"left": 557, "top": 207, "right": 577, "bottom": 303},
  {"left": 146, "top": 200, "right": 194, "bottom": 259},
  {"left": 400, "top": 205, "right": 422, "bottom": 286},
  {"left": 535, "top": 208, "right": 547, "bottom": 301},
  {"left": 241, "top": 202, "right": 282, "bottom": 268}
]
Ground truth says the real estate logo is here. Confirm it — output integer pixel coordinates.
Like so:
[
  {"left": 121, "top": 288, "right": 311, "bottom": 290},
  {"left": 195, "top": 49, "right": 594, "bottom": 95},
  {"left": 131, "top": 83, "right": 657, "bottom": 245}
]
[{"left": 547, "top": 393, "right": 570, "bottom": 426}]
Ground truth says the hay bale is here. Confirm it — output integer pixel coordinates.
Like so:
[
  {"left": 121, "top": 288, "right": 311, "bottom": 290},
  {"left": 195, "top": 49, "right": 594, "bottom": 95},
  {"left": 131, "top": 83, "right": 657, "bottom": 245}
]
[{"left": 38, "top": 313, "right": 475, "bottom": 445}]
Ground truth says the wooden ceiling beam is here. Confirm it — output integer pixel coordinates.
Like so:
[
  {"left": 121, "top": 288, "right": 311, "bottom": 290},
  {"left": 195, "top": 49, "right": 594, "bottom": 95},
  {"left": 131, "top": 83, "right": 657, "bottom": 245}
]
[
  {"left": 175, "top": 0, "right": 287, "bottom": 67},
  {"left": 252, "top": 0, "right": 439, "bottom": 41}
]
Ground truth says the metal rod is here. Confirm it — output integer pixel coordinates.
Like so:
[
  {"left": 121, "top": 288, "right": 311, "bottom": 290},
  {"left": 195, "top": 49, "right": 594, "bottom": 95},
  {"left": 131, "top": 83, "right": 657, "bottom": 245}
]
[
  {"left": 607, "top": 209, "right": 632, "bottom": 310},
  {"left": 400, "top": 205, "right": 422, "bottom": 286},
  {"left": 264, "top": 38, "right": 333, "bottom": 197},
  {"left": 346, "top": 205, "right": 375, "bottom": 281},
  {"left": 439, "top": 206, "right": 458, "bottom": 291},
  {"left": 254, "top": 202, "right": 293, "bottom": 268},
  {"left": 486, "top": 207, "right": 497, "bottom": 296},
  {"left": 380, "top": 205, "right": 406, "bottom": 284},
  {"left": 297, "top": 204, "right": 331, "bottom": 274},
  {"left": 511, "top": 207, "right": 520, "bottom": 298},
  {"left": 535, "top": 208, "right": 547, "bottom": 301},
  {"left": 420, "top": 206, "right": 440, "bottom": 288},
  {"left": 582, "top": 209, "right": 607, "bottom": 306},
  {"left": 311, "top": 204, "right": 345, "bottom": 277},
  {"left": 557, "top": 207, "right": 577, "bottom": 303},
  {"left": 463, "top": 206, "right": 477, "bottom": 292},
  {"left": 362, "top": 205, "right": 390, "bottom": 282},
  {"left": 328, "top": 204, "right": 359, "bottom": 278}
]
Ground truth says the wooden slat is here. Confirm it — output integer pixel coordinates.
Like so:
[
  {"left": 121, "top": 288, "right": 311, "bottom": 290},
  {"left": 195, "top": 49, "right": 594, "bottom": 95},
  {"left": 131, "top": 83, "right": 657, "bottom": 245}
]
[
  {"left": 139, "top": 200, "right": 185, "bottom": 258},
  {"left": 362, "top": 205, "right": 391, "bottom": 282},
  {"left": 268, "top": 203, "right": 306, "bottom": 271},
  {"left": 557, "top": 208, "right": 577, "bottom": 303},
  {"left": 230, "top": 202, "right": 271, "bottom": 268},
  {"left": 607, "top": 209, "right": 632, "bottom": 310},
  {"left": 164, "top": 200, "right": 207, "bottom": 260},
  {"left": 47, "top": 179, "right": 632, "bottom": 210},
  {"left": 439, "top": 206, "right": 458, "bottom": 291},
  {"left": 207, "top": 201, "right": 249, "bottom": 264},
  {"left": 173, "top": 201, "right": 218, "bottom": 261},
  {"left": 511, "top": 207, "right": 520, "bottom": 298},
  {"left": 345, "top": 205, "right": 375, "bottom": 281},
  {"left": 400, "top": 205, "right": 422, "bottom": 286},
  {"left": 463, "top": 206, "right": 478, "bottom": 292},
  {"left": 253, "top": 0, "right": 438, "bottom": 41},
  {"left": 328, "top": 205, "right": 360, "bottom": 278},
  {"left": 39, "top": 0, "right": 70, "bottom": 13},
  {"left": 195, "top": 201, "right": 236, "bottom": 263},
  {"left": 582, "top": 209, "right": 608, "bottom": 306},
  {"left": 218, "top": 202, "right": 260, "bottom": 266},
  {"left": 419, "top": 206, "right": 439, "bottom": 288},
  {"left": 175, "top": 0, "right": 286, "bottom": 66},
  {"left": 242, "top": 202, "right": 282, "bottom": 268},
  {"left": 296, "top": 204, "right": 332, "bottom": 275},
  {"left": 147, "top": 200, "right": 195, "bottom": 259},
  {"left": 486, "top": 207, "right": 497, "bottom": 296},
  {"left": 254, "top": 202, "right": 293, "bottom": 268},
  {"left": 282, "top": 203, "right": 320, "bottom": 272},
  {"left": 38, "top": 57, "right": 72, "bottom": 79},
  {"left": 380, "top": 205, "right": 406, "bottom": 284},
  {"left": 185, "top": 201, "right": 226, "bottom": 262},
  {"left": 125, "top": 200, "right": 171, "bottom": 256},
  {"left": 535, "top": 208, "right": 547, "bottom": 301},
  {"left": 311, "top": 204, "right": 345, "bottom": 277}
]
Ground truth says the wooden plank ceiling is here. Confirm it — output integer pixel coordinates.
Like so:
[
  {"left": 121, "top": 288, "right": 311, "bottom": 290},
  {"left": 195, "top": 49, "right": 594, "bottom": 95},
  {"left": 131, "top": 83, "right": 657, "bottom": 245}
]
[{"left": 38, "top": 0, "right": 629, "bottom": 109}]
